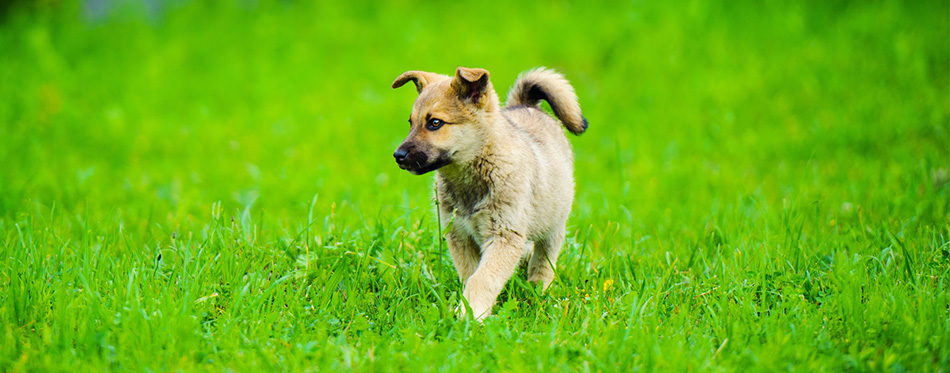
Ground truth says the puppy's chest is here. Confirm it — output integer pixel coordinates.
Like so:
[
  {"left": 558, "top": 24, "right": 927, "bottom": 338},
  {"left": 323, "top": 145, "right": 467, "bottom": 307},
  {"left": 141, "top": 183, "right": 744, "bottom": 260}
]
[
  {"left": 440, "top": 180, "right": 492, "bottom": 239},
  {"left": 439, "top": 174, "right": 490, "bottom": 213}
]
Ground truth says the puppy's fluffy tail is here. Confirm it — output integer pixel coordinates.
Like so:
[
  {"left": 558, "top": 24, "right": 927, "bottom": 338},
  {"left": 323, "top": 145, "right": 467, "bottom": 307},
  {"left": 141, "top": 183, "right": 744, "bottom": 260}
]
[{"left": 506, "top": 67, "right": 588, "bottom": 135}]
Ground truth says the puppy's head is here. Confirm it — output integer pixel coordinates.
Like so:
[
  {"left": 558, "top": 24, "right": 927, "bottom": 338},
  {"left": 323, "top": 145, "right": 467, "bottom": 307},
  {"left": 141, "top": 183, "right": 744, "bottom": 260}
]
[{"left": 391, "top": 67, "right": 498, "bottom": 175}]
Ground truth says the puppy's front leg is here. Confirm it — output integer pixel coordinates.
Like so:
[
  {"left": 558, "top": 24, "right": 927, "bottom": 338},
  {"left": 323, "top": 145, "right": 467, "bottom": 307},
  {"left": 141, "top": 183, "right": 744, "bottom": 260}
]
[
  {"left": 460, "top": 230, "right": 526, "bottom": 320},
  {"left": 446, "top": 229, "right": 480, "bottom": 283}
]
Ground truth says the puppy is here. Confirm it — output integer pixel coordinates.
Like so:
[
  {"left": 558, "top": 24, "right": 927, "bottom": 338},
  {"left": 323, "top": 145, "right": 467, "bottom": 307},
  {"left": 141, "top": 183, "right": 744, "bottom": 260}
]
[{"left": 391, "top": 66, "right": 587, "bottom": 320}]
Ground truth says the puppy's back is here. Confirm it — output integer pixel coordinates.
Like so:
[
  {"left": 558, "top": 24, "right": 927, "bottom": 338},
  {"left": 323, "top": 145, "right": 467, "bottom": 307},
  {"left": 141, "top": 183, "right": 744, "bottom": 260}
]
[{"left": 503, "top": 106, "right": 573, "bottom": 156}]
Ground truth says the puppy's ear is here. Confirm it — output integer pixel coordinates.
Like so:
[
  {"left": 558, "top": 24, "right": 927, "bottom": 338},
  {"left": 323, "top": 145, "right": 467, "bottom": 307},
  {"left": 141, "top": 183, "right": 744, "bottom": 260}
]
[
  {"left": 453, "top": 67, "right": 490, "bottom": 105},
  {"left": 392, "top": 71, "right": 442, "bottom": 93}
]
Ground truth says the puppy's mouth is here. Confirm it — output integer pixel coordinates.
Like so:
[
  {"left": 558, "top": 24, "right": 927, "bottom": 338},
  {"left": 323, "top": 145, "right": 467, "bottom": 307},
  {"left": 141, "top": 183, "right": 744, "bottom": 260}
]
[{"left": 397, "top": 153, "right": 451, "bottom": 175}]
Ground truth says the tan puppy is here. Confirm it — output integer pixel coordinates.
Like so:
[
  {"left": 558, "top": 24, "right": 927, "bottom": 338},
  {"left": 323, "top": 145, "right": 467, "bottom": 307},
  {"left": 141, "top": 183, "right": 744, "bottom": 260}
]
[{"left": 391, "top": 66, "right": 587, "bottom": 320}]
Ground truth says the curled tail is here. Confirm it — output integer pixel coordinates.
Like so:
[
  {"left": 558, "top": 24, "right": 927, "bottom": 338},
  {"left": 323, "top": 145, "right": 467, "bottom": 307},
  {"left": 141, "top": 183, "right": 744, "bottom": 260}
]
[{"left": 506, "top": 67, "right": 588, "bottom": 135}]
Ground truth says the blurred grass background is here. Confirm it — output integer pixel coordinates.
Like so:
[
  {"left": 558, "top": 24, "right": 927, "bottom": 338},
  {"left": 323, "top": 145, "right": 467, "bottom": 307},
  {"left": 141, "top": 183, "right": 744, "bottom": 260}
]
[
  {"left": 0, "top": 0, "right": 948, "bottom": 370},
  {"left": 0, "top": 0, "right": 946, "bottom": 228}
]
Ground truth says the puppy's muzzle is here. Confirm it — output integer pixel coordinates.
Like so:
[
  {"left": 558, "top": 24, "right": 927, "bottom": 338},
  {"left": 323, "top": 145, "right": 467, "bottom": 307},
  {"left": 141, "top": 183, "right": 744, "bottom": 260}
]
[
  {"left": 393, "top": 147, "right": 410, "bottom": 164},
  {"left": 393, "top": 144, "right": 425, "bottom": 173},
  {"left": 393, "top": 143, "right": 450, "bottom": 175}
]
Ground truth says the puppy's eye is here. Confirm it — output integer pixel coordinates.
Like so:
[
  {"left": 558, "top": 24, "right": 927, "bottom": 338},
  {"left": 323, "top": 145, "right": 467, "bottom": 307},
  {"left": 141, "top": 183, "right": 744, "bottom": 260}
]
[{"left": 426, "top": 118, "right": 445, "bottom": 130}]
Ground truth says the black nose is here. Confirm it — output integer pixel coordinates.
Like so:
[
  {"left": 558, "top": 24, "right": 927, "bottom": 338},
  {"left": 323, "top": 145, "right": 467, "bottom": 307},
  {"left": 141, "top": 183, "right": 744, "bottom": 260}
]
[{"left": 393, "top": 148, "right": 409, "bottom": 163}]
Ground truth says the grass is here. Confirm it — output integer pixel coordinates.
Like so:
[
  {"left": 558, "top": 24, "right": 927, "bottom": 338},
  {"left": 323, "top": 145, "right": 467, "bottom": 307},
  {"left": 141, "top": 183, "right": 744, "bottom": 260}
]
[{"left": 1, "top": 0, "right": 948, "bottom": 370}]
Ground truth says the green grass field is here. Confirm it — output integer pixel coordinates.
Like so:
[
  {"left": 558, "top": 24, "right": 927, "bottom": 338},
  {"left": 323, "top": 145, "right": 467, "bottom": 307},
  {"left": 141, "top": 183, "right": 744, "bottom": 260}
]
[{"left": 1, "top": 0, "right": 948, "bottom": 370}]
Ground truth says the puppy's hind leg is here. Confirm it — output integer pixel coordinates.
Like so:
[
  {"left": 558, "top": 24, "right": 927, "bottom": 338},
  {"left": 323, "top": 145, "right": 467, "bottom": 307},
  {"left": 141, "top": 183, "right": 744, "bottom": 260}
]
[{"left": 527, "top": 227, "right": 565, "bottom": 290}]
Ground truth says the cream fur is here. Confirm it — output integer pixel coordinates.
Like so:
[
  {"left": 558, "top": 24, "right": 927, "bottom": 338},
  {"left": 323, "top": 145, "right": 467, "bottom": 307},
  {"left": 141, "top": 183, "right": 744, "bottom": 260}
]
[{"left": 392, "top": 66, "right": 587, "bottom": 320}]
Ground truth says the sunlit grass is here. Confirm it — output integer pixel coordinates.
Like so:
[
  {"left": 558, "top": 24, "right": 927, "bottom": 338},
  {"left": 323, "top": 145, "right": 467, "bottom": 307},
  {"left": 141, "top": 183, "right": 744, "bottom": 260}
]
[{"left": 1, "top": 0, "right": 948, "bottom": 370}]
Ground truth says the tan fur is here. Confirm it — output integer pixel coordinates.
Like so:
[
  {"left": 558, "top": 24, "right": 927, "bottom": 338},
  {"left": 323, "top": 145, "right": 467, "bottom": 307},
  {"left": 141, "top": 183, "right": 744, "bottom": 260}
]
[{"left": 392, "top": 66, "right": 587, "bottom": 320}]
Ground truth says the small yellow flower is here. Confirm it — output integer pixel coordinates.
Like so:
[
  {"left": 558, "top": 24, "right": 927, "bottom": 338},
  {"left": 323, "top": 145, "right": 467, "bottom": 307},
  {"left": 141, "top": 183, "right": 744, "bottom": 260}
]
[{"left": 603, "top": 279, "right": 614, "bottom": 292}]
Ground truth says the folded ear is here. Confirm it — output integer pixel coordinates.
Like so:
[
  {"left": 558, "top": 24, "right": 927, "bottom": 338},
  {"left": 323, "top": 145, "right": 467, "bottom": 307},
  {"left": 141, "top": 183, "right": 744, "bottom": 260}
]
[
  {"left": 453, "top": 66, "right": 491, "bottom": 105},
  {"left": 392, "top": 71, "right": 442, "bottom": 93}
]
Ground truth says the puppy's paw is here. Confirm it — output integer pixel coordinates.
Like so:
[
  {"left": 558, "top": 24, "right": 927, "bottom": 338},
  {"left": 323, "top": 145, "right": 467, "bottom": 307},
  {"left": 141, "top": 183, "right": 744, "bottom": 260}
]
[
  {"left": 470, "top": 302, "right": 492, "bottom": 321},
  {"left": 455, "top": 300, "right": 491, "bottom": 321}
]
